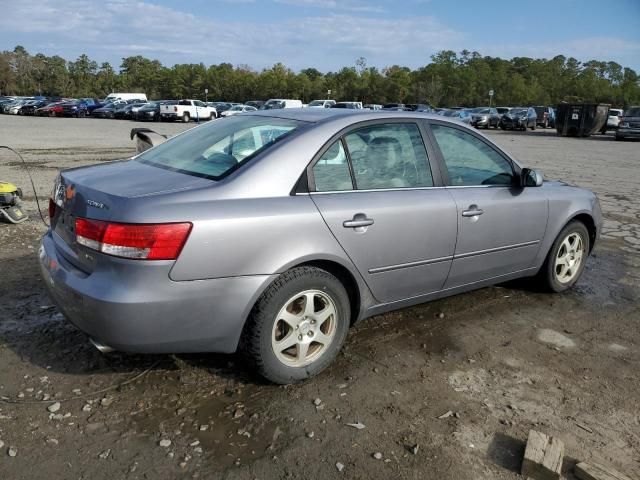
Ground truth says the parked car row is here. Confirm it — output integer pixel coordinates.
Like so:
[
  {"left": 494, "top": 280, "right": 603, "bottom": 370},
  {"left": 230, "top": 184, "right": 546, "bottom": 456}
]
[
  {"left": 433, "top": 105, "right": 558, "bottom": 131},
  {"left": 2, "top": 95, "right": 634, "bottom": 139}
]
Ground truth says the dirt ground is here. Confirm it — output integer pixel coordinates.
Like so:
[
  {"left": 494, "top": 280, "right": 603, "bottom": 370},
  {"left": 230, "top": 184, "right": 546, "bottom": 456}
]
[{"left": 0, "top": 115, "right": 638, "bottom": 480}]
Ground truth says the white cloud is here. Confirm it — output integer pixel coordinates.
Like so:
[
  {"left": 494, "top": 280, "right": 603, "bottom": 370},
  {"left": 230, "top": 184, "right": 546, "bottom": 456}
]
[
  {"left": 1, "top": 0, "right": 464, "bottom": 70},
  {"left": 6, "top": 0, "right": 637, "bottom": 72},
  {"left": 274, "top": 0, "right": 385, "bottom": 13}
]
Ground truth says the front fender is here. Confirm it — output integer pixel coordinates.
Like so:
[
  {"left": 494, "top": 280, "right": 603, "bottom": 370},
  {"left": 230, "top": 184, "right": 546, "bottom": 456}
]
[{"left": 532, "top": 185, "right": 602, "bottom": 269}]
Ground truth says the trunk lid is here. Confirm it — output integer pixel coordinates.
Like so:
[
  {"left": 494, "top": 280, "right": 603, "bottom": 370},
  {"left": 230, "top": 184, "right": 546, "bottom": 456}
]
[{"left": 50, "top": 159, "right": 211, "bottom": 272}]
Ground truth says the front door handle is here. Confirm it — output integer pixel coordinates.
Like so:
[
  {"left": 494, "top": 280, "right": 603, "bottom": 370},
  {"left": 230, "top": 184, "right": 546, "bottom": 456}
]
[
  {"left": 343, "top": 213, "right": 374, "bottom": 228},
  {"left": 461, "top": 205, "right": 484, "bottom": 217}
]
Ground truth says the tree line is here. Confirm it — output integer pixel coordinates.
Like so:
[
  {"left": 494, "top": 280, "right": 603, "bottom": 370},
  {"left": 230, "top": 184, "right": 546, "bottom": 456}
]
[{"left": 1, "top": 46, "right": 639, "bottom": 107}]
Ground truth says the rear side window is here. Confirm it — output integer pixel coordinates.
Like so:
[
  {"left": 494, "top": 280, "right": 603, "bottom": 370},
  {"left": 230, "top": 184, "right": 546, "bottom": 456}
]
[
  {"left": 431, "top": 124, "right": 514, "bottom": 186},
  {"left": 312, "top": 141, "right": 353, "bottom": 192},
  {"left": 344, "top": 123, "right": 433, "bottom": 190},
  {"left": 137, "top": 116, "right": 303, "bottom": 180}
]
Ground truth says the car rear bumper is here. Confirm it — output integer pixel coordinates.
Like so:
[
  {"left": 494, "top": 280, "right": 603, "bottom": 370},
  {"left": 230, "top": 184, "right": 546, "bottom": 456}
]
[{"left": 39, "top": 231, "right": 276, "bottom": 354}]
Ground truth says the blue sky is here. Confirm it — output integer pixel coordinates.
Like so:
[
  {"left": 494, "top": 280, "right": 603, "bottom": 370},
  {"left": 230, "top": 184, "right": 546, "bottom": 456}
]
[{"left": 3, "top": 0, "right": 640, "bottom": 72}]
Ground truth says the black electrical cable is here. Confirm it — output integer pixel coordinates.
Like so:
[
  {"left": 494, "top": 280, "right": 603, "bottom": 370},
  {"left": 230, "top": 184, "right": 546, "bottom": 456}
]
[{"left": 0, "top": 145, "right": 49, "bottom": 227}]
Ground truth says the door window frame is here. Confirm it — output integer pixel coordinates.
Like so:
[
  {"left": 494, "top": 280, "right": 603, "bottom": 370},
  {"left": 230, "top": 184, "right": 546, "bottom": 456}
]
[
  {"left": 422, "top": 119, "right": 523, "bottom": 188},
  {"left": 306, "top": 118, "right": 446, "bottom": 194}
]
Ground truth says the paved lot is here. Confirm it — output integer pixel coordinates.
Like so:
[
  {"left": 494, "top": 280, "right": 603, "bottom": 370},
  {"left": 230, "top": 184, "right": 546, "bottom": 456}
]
[{"left": 0, "top": 116, "right": 638, "bottom": 480}]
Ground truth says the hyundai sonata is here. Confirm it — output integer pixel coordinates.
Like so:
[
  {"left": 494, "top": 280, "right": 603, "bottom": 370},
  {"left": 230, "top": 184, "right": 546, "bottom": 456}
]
[{"left": 40, "top": 109, "right": 602, "bottom": 383}]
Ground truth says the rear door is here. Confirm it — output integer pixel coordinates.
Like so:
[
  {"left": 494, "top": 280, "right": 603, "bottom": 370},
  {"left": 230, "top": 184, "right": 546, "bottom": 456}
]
[
  {"left": 426, "top": 122, "right": 548, "bottom": 288},
  {"left": 309, "top": 121, "right": 457, "bottom": 304}
]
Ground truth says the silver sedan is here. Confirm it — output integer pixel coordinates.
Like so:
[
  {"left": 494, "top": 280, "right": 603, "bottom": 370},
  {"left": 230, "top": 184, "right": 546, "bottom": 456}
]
[{"left": 40, "top": 109, "right": 602, "bottom": 383}]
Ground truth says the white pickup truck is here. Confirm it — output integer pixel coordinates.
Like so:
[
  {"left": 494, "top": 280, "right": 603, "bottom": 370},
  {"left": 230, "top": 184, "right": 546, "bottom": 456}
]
[{"left": 160, "top": 99, "right": 217, "bottom": 122}]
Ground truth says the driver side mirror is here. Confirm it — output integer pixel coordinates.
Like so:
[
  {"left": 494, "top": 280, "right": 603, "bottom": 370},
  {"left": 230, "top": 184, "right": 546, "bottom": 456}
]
[{"left": 521, "top": 168, "right": 543, "bottom": 187}]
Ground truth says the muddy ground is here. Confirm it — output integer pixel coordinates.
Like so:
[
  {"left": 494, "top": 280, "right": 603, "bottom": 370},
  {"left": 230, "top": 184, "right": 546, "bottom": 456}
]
[{"left": 0, "top": 115, "right": 638, "bottom": 480}]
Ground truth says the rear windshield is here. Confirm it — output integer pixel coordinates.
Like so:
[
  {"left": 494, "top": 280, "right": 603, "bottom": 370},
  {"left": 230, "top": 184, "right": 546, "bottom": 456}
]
[
  {"left": 136, "top": 115, "right": 304, "bottom": 180},
  {"left": 623, "top": 107, "right": 640, "bottom": 116}
]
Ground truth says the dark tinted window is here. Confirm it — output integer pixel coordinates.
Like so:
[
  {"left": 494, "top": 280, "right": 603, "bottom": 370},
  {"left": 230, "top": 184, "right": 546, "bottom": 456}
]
[
  {"left": 624, "top": 107, "right": 640, "bottom": 116},
  {"left": 344, "top": 123, "right": 433, "bottom": 190},
  {"left": 431, "top": 124, "right": 514, "bottom": 186}
]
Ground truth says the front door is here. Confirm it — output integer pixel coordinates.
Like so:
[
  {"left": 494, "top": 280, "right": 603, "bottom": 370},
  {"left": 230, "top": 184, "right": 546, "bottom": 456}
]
[
  {"left": 428, "top": 123, "right": 548, "bottom": 289},
  {"left": 309, "top": 122, "right": 458, "bottom": 303}
]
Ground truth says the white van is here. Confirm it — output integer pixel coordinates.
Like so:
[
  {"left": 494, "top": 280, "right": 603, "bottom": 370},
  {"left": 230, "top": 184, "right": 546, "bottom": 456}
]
[
  {"left": 263, "top": 99, "right": 303, "bottom": 110},
  {"left": 103, "top": 93, "right": 148, "bottom": 103}
]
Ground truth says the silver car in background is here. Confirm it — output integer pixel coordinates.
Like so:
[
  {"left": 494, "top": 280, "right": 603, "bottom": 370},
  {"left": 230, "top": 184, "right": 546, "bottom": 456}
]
[{"left": 40, "top": 109, "right": 602, "bottom": 384}]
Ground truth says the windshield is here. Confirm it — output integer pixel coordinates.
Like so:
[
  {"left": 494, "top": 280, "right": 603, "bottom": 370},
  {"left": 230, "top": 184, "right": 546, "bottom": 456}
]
[
  {"left": 472, "top": 108, "right": 489, "bottom": 114},
  {"left": 136, "top": 115, "right": 304, "bottom": 180},
  {"left": 624, "top": 107, "right": 640, "bottom": 117},
  {"left": 309, "top": 100, "right": 325, "bottom": 107}
]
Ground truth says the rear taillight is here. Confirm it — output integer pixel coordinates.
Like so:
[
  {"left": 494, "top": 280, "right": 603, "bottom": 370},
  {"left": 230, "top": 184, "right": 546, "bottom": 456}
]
[
  {"left": 48, "top": 199, "right": 56, "bottom": 219},
  {"left": 75, "top": 218, "right": 192, "bottom": 260},
  {"left": 174, "top": 106, "right": 178, "bottom": 112}
]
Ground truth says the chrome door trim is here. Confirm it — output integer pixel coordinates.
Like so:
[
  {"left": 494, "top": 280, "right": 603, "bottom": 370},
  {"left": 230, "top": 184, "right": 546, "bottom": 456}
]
[
  {"left": 453, "top": 240, "right": 540, "bottom": 260},
  {"left": 368, "top": 255, "right": 453, "bottom": 274}
]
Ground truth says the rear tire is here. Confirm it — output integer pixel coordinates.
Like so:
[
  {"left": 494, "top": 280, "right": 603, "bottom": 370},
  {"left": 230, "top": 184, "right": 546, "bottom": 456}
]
[
  {"left": 538, "top": 221, "right": 589, "bottom": 293},
  {"left": 240, "top": 266, "right": 351, "bottom": 384}
]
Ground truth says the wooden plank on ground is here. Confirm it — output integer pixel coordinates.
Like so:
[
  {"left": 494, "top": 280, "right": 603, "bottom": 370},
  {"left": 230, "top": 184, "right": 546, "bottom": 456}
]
[
  {"left": 521, "top": 430, "right": 564, "bottom": 480},
  {"left": 575, "top": 462, "right": 634, "bottom": 480}
]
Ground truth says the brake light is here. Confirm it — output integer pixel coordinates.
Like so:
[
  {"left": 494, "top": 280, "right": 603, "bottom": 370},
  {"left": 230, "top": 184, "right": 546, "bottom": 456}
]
[
  {"left": 174, "top": 106, "right": 178, "bottom": 112},
  {"left": 48, "top": 198, "right": 56, "bottom": 219},
  {"left": 75, "top": 218, "right": 192, "bottom": 260}
]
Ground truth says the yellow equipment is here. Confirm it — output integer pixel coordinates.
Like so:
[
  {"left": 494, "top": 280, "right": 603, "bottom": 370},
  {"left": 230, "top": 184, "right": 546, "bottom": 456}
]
[{"left": 0, "top": 181, "right": 28, "bottom": 223}]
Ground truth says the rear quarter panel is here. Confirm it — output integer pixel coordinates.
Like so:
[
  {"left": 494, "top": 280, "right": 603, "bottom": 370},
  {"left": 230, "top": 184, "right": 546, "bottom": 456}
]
[{"left": 169, "top": 194, "right": 363, "bottom": 280}]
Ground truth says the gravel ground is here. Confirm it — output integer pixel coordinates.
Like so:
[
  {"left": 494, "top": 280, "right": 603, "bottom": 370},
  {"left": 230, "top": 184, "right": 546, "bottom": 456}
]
[{"left": 0, "top": 115, "right": 638, "bottom": 480}]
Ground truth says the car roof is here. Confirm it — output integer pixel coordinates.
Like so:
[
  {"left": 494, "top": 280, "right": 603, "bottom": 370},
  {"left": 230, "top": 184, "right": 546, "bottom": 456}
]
[{"left": 246, "top": 108, "right": 447, "bottom": 125}]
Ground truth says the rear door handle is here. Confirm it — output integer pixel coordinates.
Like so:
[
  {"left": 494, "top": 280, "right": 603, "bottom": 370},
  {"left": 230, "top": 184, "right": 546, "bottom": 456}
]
[
  {"left": 343, "top": 213, "right": 374, "bottom": 228},
  {"left": 461, "top": 205, "right": 484, "bottom": 217}
]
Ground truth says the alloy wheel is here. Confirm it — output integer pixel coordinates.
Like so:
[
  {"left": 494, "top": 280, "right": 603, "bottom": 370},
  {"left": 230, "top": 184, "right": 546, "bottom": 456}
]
[
  {"left": 271, "top": 290, "right": 338, "bottom": 367},
  {"left": 554, "top": 232, "right": 585, "bottom": 284}
]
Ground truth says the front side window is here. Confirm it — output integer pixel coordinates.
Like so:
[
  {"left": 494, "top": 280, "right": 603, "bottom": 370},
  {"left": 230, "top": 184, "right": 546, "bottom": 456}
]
[
  {"left": 312, "top": 140, "right": 353, "bottom": 192},
  {"left": 137, "top": 115, "right": 303, "bottom": 180},
  {"left": 344, "top": 123, "right": 433, "bottom": 190},
  {"left": 431, "top": 124, "right": 514, "bottom": 186}
]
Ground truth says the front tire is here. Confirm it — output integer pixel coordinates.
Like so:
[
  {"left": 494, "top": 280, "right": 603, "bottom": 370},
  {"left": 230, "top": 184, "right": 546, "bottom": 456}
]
[
  {"left": 538, "top": 221, "right": 589, "bottom": 292},
  {"left": 182, "top": 112, "right": 190, "bottom": 123},
  {"left": 240, "top": 266, "right": 351, "bottom": 384}
]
